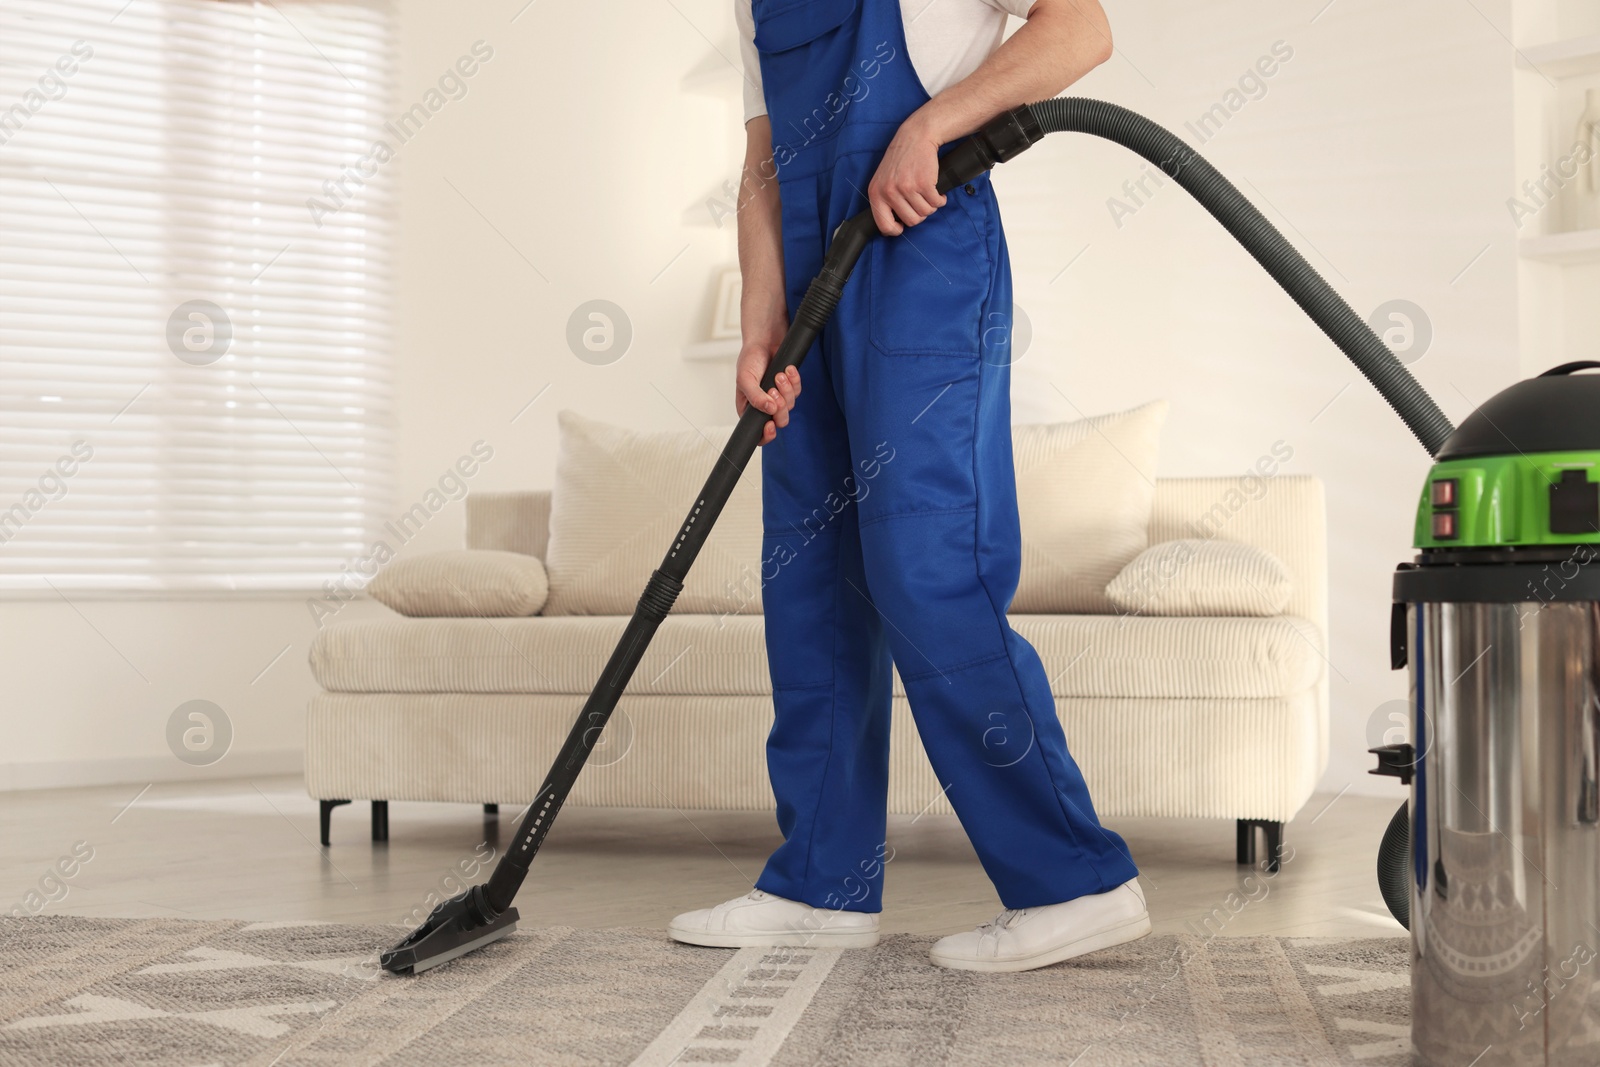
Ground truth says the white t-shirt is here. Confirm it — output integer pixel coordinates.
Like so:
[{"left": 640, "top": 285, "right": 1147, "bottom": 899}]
[{"left": 736, "top": 0, "right": 1036, "bottom": 124}]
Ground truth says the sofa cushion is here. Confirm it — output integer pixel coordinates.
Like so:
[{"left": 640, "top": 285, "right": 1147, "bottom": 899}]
[
  {"left": 1008, "top": 614, "right": 1323, "bottom": 699},
  {"left": 310, "top": 615, "right": 772, "bottom": 697},
  {"left": 543, "top": 411, "right": 763, "bottom": 617},
  {"left": 1011, "top": 401, "right": 1168, "bottom": 614},
  {"left": 367, "top": 550, "right": 549, "bottom": 617},
  {"left": 538, "top": 403, "right": 1167, "bottom": 619},
  {"left": 309, "top": 612, "right": 1321, "bottom": 700},
  {"left": 1104, "top": 540, "right": 1293, "bottom": 618}
]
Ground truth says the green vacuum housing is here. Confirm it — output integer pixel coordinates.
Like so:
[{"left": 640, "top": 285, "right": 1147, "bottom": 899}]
[
  {"left": 1415, "top": 452, "right": 1600, "bottom": 547},
  {"left": 1413, "top": 364, "right": 1600, "bottom": 549}
]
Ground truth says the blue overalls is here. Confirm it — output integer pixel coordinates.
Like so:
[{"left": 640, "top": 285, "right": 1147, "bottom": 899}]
[{"left": 750, "top": 0, "right": 1139, "bottom": 913}]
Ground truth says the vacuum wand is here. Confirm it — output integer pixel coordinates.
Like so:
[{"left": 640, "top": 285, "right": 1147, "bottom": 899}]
[
  {"left": 378, "top": 155, "right": 886, "bottom": 978},
  {"left": 380, "top": 97, "right": 1453, "bottom": 977}
]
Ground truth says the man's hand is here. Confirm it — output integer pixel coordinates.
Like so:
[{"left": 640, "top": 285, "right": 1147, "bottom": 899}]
[
  {"left": 867, "top": 114, "right": 945, "bottom": 236},
  {"left": 735, "top": 338, "right": 800, "bottom": 447},
  {"left": 865, "top": 0, "right": 1114, "bottom": 236}
]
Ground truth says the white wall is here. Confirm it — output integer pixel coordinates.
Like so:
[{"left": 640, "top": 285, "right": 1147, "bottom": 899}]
[
  {"left": 385, "top": 0, "right": 748, "bottom": 510},
  {"left": 0, "top": 597, "right": 390, "bottom": 790},
  {"left": 0, "top": 0, "right": 1520, "bottom": 804}
]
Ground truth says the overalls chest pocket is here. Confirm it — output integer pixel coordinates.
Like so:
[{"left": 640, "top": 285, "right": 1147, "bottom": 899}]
[
  {"left": 869, "top": 184, "right": 995, "bottom": 358},
  {"left": 751, "top": 0, "right": 858, "bottom": 53},
  {"left": 751, "top": 0, "right": 861, "bottom": 159}
]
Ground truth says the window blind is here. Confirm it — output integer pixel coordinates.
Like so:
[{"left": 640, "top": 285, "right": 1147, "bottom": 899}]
[{"left": 0, "top": 0, "right": 395, "bottom": 593}]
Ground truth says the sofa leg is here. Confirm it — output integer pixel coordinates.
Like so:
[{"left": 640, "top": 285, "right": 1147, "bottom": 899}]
[
  {"left": 320, "top": 799, "right": 350, "bottom": 847},
  {"left": 1236, "top": 819, "right": 1285, "bottom": 873},
  {"left": 1263, "top": 820, "right": 1284, "bottom": 872},
  {"left": 371, "top": 800, "right": 389, "bottom": 843},
  {"left": 483, "top": 803, "right": 498, "bottom": 815}
]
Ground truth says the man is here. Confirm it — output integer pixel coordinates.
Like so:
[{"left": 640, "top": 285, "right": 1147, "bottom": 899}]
[{"left": 668, "top": 0, "right": 1146, "bottom": 973}]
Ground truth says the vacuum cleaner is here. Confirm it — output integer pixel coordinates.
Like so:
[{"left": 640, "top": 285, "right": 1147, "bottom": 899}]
[
  {"left": 1371, "top": 364, "right": 1600, "bottom": 1065},
  {"left": 379, "top": 98, "right": 1451, "bottom": 976},
  {"left": 380, "top": 100, "right": 1597, "bottom": 1066}
]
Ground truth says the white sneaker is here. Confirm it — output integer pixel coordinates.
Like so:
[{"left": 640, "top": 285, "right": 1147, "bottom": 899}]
[
  {"left": 667, "top": 889, "right": 880, "bottom": 949},
  {"left": 928, "top": 878, "right": 1151, "bottom": 973}
]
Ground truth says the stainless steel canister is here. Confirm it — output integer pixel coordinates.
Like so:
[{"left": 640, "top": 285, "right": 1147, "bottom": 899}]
[{"left": 1405, "top": 595, "right": 1600, "bottom": 1066}]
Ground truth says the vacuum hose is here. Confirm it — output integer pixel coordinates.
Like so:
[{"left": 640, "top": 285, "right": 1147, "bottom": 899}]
[
  {"left": 1376, "top": 800, "right": 1411, "bottom": 929},
  {"left": 939, "top": 99, "right": 1456, "bottom": 457}
]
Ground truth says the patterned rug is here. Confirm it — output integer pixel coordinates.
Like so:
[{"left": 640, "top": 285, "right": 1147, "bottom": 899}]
[{"left": 0, "top": 916, "right": 1409, "bottom": 1066}]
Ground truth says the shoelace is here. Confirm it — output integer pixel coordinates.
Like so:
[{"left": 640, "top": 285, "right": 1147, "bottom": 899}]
[{"left": 979, "top": 908, "right": 1026, "bottom": 934}]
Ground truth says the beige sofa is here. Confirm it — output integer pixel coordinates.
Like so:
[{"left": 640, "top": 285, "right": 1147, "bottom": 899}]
[{"left": 306, "top": 476, "right": 1328, "bottom": 869}]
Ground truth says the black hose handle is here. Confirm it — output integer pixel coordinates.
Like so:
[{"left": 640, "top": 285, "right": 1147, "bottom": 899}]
[
  {"left": 935, "top": 106, "right": 1044, "bottom": 194},
  {"left": 1542, "top": 361, "right": 1600, "bottom": 376},
  {"left": 754, "top": 106, "right": 1044, "bottom": 394}
]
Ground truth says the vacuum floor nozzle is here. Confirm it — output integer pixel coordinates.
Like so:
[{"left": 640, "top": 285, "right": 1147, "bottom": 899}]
[{"left": 380, "top": 888, "right": 519, "bottom": 976}]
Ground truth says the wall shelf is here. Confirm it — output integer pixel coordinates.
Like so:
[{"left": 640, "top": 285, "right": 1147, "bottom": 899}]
[
  {"left": 1519, "top": 33, "right": 1600, "bottom": 78},
  {"left": 1512, "top": 2, "right": 1600, "bottom": 376},
  {"left": 1519, "top": 227, "right": 1600, "bottom": 263}
]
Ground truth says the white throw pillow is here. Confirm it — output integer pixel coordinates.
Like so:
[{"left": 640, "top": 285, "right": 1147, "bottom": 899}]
[
  {"left": 1105, "top": 539, "right": 1294, "bottom": 617},
  {"left": 543, "top": 411, "right": 762, "bottom": 616},
  {"left": 367, "top": 550, "right": 549, "bottom": 617},
  {"left": 1011, "top": 400, "right": 1169, "bottom": 614}
]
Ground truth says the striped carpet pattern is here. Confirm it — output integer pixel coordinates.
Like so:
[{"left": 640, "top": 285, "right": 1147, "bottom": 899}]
[{"left": 0, "top": 916, "right": 1409, "bottom": 1066}]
